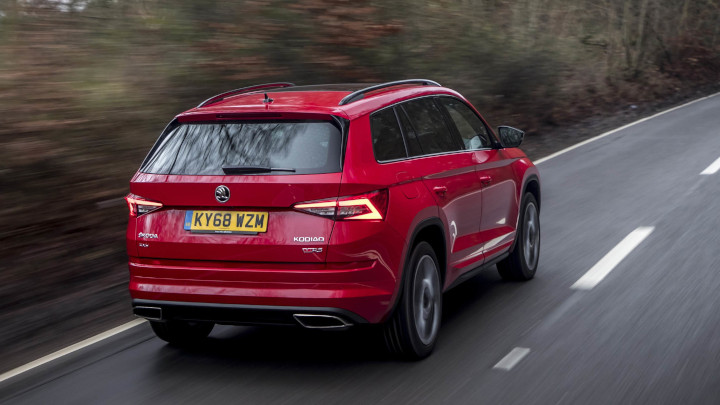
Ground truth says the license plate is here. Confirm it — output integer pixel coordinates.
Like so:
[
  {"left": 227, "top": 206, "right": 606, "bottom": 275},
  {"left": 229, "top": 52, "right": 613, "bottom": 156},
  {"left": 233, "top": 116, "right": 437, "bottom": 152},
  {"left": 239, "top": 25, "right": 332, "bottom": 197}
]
[{"left": 184, "top": 210, "right": 269, "bottom": 234}]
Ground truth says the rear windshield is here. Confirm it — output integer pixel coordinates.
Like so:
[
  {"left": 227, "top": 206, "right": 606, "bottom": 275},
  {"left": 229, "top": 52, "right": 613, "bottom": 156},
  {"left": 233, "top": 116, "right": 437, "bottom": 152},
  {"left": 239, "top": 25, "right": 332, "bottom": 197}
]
[{"left": 141, "top": 121, "right": 343, "bottom": 175}]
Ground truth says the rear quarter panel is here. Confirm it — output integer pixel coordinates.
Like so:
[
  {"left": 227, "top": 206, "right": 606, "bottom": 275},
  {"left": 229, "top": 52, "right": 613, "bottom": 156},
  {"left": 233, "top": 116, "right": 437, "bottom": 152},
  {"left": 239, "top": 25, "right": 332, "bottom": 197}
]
[{"left": 334, "top": 114, "right": 441, "bottom": 321}]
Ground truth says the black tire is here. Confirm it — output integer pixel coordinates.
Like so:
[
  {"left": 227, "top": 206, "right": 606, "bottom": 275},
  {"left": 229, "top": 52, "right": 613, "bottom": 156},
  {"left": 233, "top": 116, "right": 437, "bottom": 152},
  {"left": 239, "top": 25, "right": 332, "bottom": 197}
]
[
  {"left": 497, "top": 192, "right": 540, "bottom": 281},
  {"left": 383, "top": 241, "right": 442, "bottom": 360},
  {"left": 150, "top": 320, "right": 214, "bottom": 345}
]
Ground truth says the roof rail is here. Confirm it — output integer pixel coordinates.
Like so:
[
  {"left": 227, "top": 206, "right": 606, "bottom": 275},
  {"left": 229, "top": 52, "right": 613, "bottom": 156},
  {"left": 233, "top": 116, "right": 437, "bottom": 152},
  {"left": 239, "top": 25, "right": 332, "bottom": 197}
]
[
  {"left": 338, "top": 79, "right": 441, "bottom": 106},
  {"left": 197, "top": 82, "right": 295, "bottom": 108}
]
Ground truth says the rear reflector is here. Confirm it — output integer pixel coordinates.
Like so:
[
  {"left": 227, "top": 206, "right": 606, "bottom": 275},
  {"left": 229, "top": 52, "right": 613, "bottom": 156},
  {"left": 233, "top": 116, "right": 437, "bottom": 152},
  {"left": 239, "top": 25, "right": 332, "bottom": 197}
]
[{"left": 294, "top": 189, "right": 388, "bottom": 220}]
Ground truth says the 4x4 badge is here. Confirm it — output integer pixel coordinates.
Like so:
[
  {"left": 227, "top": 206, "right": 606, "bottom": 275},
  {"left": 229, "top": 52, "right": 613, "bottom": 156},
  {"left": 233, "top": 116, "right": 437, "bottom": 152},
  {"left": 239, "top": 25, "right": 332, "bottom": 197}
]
[{"left": 215, "top": 185, "right": 230, "bottom": 203}]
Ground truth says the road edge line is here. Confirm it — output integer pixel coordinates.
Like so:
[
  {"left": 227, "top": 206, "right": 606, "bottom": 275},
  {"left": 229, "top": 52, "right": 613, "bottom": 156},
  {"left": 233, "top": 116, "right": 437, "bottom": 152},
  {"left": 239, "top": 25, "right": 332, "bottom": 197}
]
[
  {"left": 534, "top": 91, "right": 720, "bottom": 165},
  {"left": 0, "top": 319, "right": 146, "bottom": 384}
]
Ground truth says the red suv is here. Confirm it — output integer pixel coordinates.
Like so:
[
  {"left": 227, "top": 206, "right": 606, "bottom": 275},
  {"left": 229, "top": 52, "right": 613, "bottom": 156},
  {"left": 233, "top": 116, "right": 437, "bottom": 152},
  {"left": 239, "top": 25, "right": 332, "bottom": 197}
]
[{"left": 126, "top": 79, "right": 540, "bottom": 359}]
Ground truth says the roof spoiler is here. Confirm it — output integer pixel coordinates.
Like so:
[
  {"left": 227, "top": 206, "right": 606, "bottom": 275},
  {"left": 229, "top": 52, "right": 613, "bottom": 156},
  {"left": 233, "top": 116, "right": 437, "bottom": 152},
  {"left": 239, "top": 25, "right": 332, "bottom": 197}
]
[
  {"left": 197, "top": 82, "right": 295, "bottom": 108},
  {"left": 338, "top": 79, "right": 441, "bottom": 106}
]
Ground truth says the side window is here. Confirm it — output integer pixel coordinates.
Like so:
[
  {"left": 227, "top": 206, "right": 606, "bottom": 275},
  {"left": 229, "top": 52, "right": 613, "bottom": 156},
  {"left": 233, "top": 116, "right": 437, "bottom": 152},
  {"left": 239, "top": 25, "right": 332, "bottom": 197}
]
[
  {"left": 402, "top": 98, "right": 461, "bottom": 154},
  {"left": 370, "top": 108, "right": 407, "bottom": 162},
  {"left": 396, "top": 107, "right": 424, "bottom": 157},
  {"left": 437, "top": 97, "right": 492, "bottom": 150}
]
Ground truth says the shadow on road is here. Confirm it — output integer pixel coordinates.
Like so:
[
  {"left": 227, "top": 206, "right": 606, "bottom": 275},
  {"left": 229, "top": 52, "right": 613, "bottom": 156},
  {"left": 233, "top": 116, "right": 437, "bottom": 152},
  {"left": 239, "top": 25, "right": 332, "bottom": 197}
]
[{"left": 147, "top": 269, "right": 512, "bottom": 373}]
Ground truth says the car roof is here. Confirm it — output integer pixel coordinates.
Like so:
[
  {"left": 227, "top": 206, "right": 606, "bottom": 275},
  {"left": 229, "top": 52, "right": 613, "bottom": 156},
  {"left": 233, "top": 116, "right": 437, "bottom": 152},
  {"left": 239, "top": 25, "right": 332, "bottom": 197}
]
[{"left": 176, "top": 81, "right": 466, "bottom": 121}]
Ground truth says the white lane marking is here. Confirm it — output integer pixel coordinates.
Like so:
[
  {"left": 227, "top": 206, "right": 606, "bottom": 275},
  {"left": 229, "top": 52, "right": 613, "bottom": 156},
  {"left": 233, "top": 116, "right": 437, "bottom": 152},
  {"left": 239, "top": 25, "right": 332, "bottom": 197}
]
[
  {"left": 493, "top": 347, "right": 531, "bottom": 371},
  {"left": 700, "top": 156, "right": 720, "bottom": 175},
  {"left": 534, "top": 91, "right": 720, "bottom": 165},
  {"left": 0, "top": 319, "right": 146, "bottom": 384},
  {"left": 571, "top": 226, "right": 654, "bottom": 290}
]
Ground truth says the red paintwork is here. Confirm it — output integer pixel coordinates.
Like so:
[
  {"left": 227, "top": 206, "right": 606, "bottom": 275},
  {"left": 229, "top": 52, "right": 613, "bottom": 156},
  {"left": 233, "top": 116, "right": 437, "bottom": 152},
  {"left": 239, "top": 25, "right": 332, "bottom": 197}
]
[{"left": 127, "top": 83, "right": 540, "bottom": 324}]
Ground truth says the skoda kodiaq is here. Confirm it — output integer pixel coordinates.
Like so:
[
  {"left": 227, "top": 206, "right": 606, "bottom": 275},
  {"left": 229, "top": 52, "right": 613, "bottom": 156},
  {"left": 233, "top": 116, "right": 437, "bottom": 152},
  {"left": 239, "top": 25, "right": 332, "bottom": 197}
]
[{"left": 126, "top": 79, "right": 541, "bottom": 359}]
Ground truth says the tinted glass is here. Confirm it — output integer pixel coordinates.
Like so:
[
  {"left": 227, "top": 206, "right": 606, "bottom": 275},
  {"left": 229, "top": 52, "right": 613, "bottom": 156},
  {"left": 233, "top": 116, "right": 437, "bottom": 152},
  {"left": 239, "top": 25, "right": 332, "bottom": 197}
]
[
  {"left": 396, "top": 108, "right": 424, "bottom": 157},
  {"left": 141, "top": 121, "right": 342, "bottom": 175},
  {"left": 370, "top": 108, "right": 407, "bottom": 161},
  {"left": 402, "top": 98, "right": 460, "bottom": 154},
  {"left": 438, "top": 97, "right": 491, "bottom": 149}
]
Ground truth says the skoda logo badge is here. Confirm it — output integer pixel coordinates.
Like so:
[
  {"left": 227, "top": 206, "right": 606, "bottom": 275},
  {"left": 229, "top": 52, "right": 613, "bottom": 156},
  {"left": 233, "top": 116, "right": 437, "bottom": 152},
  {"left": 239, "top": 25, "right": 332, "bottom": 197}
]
[{"left": 215, "top": 185, "right": 230, "bottom": 203}]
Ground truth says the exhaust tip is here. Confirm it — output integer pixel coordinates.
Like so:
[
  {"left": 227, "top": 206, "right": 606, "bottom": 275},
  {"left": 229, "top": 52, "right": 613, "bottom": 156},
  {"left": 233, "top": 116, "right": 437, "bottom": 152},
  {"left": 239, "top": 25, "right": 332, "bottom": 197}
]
[
  {"left": 293, "top": 314, "right": 352, "bottom": 329},
  {"left": 134, "top": 306, "right": 163, "bottom": 321}
]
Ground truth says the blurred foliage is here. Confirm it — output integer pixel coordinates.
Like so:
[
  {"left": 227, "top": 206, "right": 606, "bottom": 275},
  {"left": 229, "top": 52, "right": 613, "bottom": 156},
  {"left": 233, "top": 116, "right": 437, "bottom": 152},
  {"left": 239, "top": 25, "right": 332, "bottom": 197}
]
[{"left": 0, "top": 0, "right": 719, "bottom": 364}]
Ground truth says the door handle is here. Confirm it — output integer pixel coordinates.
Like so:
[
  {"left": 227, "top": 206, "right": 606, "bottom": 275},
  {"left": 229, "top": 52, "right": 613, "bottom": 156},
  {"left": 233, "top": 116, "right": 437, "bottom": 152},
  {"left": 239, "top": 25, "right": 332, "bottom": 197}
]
[
  {"left": 479, "top": 176, "right": 492, "bottom": 187},
  {"left": 433, "top": 186, "right": 447, "bottom": 196}
]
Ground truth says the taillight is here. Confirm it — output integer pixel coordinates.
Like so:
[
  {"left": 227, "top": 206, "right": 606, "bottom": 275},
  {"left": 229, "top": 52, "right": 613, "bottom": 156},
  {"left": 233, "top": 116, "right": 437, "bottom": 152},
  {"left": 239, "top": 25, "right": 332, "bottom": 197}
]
[
  {"left": 294, "top": 189, "right": 388, "bottom": 220},
  {"left": 125, "top": 194, "right": 163, "bottom": 217}
]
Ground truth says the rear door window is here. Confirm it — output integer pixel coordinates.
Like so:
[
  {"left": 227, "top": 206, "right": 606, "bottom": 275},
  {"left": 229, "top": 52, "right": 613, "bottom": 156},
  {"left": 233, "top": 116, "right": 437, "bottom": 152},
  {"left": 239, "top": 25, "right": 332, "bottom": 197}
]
[
  {"left": 401, "top": 98, "right": 461, "bottom": 154},
  {"left": 437, "top": 97, "right": 492, "bottom": 150},
  {"left": 396, "top": 108, "right": 424, "bottom": 157},
  {"left": 141, "top": 121, "right": 342, "bottom": 175},
  {"left": 370, "top": 108, "right": 407, "bottom": 161}
]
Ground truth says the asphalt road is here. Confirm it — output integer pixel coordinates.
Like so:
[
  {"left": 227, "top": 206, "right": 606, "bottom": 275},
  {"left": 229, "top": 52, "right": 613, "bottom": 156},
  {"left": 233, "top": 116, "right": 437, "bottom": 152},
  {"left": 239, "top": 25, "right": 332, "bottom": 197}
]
[{"left": 3, "top": 94, "right": 720, "bottom": 404}]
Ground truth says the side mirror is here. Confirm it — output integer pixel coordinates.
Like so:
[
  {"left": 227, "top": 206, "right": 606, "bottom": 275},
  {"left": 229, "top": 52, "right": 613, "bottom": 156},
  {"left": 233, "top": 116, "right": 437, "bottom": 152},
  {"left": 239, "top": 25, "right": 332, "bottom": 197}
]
[{"left": 497, "top": 126, "right": 524, "bottom": 148}]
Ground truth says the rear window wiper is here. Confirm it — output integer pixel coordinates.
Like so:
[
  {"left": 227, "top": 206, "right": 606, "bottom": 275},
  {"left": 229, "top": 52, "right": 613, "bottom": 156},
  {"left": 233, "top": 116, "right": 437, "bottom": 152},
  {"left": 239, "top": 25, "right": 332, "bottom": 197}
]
[{"left": 222, "top": 165, "right": 297, "bottom": 174}]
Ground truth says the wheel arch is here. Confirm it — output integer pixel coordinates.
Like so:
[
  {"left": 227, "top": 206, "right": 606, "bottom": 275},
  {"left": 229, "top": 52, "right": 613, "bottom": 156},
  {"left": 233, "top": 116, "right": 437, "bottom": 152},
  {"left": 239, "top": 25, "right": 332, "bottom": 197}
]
[
  {"left": 522, "top": 174, "right": 541, "bottom": 211},
  {"left": 509, "top": 173, "right": 541, "bottom": 253},
  {"left": 408, "top": 218, "right": 447, "bottom": 286},
  {"left": 384, "top": 217, "right": 447, "bottom": 322}
]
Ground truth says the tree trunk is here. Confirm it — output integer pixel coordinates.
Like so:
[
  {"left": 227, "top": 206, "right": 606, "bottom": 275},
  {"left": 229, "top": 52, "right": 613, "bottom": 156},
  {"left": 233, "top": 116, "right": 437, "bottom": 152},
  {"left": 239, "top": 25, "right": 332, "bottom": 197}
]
[{"left": 631, "top": 0, "right": 650, "bottom": 76}]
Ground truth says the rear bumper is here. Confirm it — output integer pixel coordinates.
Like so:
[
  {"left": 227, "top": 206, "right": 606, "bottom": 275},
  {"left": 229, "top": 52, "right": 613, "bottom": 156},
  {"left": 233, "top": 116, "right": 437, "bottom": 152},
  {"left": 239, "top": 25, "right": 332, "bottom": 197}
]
[
  {"left": 128, "top": 257, "right": 396, "bottom": 323},
  {"left": 133, "top": 299, "right": 368, "bottom": 327}
]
